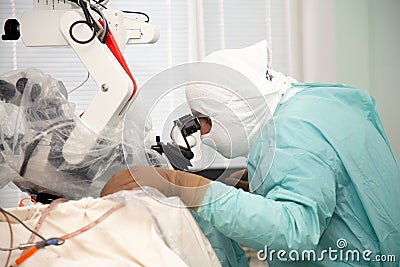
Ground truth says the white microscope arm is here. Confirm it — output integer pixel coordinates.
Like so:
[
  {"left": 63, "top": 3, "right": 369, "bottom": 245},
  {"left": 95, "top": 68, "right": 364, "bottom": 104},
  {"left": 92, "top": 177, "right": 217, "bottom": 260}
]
[
  {"left": 13, "top": 1, "right": 160, "bottom": 164},
  {"left": 59, "top": 10, "right": 134, "bottom": 164}
]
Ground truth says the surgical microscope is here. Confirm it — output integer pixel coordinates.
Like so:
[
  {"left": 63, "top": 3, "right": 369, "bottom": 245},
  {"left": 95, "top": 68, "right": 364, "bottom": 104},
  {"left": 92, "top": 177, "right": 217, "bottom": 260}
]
[{"left": 0, "top": 0, "right": 203, "bottom": 202}]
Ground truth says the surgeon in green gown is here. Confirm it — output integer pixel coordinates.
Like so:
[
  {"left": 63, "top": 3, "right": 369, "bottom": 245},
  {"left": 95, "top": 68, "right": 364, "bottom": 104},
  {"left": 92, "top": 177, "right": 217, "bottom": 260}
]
[{"left": 102, "top": 41, "right": 400, "bottom": 267}]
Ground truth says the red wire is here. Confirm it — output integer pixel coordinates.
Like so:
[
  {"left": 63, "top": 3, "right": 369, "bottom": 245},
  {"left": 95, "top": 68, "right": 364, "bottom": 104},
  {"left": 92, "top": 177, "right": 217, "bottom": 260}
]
[
  {"left": 0, "top": 209, "right": 13, "bottom": 267},
  {"left": 59, "top": 202, "right": 124, "bottom": 241},
  {"left": 13, "top": 246, "right": 38, "bottom": 266},
  {"left": 4, "top": 203, "right": 125, "bottom": 267},
  {"left": 10, "top": 202, "right": 124, "bottom": 266}
]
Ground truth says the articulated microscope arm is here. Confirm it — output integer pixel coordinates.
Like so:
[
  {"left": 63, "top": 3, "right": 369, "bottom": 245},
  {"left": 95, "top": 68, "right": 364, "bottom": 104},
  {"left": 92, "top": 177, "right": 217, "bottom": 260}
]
[{"left": 2, "top": 0, "right": 159, "bottom": 164}]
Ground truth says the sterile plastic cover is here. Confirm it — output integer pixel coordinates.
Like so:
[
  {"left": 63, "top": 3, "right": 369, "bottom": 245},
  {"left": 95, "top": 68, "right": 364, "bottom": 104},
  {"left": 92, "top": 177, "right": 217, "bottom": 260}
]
[
  {"left": 0, "top": 188, "right": 221, "bottom": 267},
  {"left": 0, "top": 68, "right": 126, "bottom": 198}
]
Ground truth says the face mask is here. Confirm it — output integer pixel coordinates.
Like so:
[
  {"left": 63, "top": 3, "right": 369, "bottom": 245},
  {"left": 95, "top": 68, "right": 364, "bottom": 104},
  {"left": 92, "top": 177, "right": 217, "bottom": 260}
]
[{"left": 199, "top": 113, "right": 250, "bottom": 159}]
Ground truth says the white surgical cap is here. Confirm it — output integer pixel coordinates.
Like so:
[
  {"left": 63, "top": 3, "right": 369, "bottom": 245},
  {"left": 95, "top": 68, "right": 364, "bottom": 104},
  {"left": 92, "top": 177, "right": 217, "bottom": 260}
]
[{"left": 186, "top": 40, "right": 296, "bottom": 159}]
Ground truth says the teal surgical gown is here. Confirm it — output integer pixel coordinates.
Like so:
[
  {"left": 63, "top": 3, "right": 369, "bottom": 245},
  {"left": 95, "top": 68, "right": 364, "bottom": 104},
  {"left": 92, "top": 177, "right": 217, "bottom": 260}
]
[{"left": 195, "top": 83, "right": 400, "bottom": 266}]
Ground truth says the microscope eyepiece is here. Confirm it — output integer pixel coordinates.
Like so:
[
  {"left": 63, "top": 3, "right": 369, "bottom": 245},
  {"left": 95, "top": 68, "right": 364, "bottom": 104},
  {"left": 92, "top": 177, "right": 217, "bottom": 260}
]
[
  {"left": 175, "top": 114, "right": 200, "bottom": 137},
  {"left": 2, "top": 19, "right": 20, "bottom": 41}
]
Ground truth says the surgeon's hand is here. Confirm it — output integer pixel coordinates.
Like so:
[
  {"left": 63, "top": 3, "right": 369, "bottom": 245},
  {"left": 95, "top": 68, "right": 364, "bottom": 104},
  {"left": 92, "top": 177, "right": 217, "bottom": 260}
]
[
  {"left": 101, "top": 166, "right": 211, "bottom": 210},
  {"left": 100, "top": 169, "right": 139, "bottom": 196},
  {"left": 224, "top": 169, "right": 249, "bottom": 191}
]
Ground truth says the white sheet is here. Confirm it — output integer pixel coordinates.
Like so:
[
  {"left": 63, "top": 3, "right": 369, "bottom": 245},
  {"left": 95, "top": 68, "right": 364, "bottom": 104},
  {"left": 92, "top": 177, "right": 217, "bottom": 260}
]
[{"left": 0, "top": 188, "right": 221, "bottom": 267}]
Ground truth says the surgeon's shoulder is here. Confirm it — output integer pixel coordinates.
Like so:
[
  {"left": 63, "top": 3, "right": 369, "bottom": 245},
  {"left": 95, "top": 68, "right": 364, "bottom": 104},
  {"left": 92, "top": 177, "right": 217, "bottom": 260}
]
[{"left": 280, "top": 84, "right": 374, "bottom": 114}]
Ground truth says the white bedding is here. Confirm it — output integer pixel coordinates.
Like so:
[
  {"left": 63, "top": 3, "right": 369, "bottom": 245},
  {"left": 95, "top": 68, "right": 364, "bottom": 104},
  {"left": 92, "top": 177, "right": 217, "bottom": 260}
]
[{"left": 0, "top": 188, "right": 221, "bottom": 267}]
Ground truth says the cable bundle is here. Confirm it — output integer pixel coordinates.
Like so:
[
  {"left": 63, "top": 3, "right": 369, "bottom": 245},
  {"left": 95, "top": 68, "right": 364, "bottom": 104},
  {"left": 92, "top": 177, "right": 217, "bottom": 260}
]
[{"left": 67, "top": 0, "right": 109, "bottom": 44}]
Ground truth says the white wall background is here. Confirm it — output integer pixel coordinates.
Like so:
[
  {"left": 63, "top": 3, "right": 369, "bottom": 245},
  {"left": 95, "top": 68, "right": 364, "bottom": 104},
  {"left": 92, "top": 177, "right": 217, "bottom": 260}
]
[
  {"left": 287, "top": 0, "right": 399, "bottom": 162},
  {"left": 367, "top": 0, "right": 400, "bottom": 162},
  {"left": 335, "top": 0, "right": 400, "bottom": 162}
]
